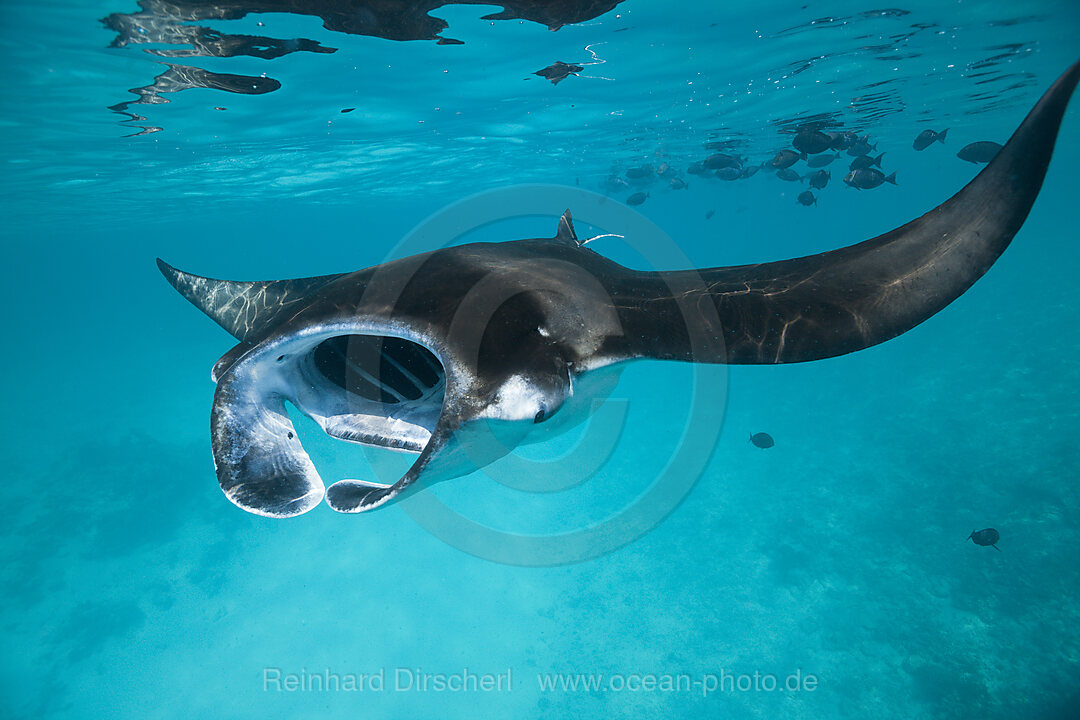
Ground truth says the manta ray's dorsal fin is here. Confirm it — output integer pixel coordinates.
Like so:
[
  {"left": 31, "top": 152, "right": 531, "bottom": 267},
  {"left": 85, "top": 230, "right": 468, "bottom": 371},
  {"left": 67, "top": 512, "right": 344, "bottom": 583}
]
[
  {"left": 553, "top": 209, "right": 580, "bottom": 246},
  {"left": 157, "top": 258, "right": 343, "bottom": 341},
  {"left": 552, "top": 208, "right": 622, "bottom": 246}
]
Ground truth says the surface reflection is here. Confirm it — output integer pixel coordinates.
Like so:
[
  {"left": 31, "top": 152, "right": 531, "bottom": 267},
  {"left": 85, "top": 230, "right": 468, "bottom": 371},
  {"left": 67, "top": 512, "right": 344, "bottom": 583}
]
[{"left": 103, "top": 0, "right": 624, "bottom": 130}]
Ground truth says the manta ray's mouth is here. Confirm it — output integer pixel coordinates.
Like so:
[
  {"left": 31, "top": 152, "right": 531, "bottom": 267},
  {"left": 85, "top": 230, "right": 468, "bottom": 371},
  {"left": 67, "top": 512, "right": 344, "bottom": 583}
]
[
  {"left": 290, "top": 332, "right": 447, "bottom": 455},
  {"left": 200, "top": 327, "right": 452, "bottom": 518},
  {"left": 311, "top": 334, "right": 444, "bottom": 406}
]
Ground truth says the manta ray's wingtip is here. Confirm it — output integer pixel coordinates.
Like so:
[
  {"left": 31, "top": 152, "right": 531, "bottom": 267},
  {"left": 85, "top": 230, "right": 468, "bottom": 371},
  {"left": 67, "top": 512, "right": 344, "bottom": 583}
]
[
  {"left": 155, "top": 258, "right": 350, "bottom": 341},
  {"left": 156, "top": 257, "right": 181, "bottom": 286}
]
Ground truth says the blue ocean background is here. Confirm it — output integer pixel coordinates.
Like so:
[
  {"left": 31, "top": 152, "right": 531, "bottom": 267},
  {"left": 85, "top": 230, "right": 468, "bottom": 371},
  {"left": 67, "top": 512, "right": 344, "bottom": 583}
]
[{"left": 2, "top": 0, "right": 1079, "bottom": 717}]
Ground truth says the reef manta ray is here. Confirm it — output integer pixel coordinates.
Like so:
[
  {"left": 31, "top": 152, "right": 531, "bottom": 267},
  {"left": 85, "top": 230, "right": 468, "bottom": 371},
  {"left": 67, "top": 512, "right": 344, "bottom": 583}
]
[{"left": 160, "top": 59, "right": 1079, "bottom": 518}]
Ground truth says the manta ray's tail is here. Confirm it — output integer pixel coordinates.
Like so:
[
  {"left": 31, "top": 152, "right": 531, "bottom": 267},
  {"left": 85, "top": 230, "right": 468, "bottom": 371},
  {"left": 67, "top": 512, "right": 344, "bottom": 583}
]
[{"left": 614, "top": 58, "right": 1080, "bottom": 365}]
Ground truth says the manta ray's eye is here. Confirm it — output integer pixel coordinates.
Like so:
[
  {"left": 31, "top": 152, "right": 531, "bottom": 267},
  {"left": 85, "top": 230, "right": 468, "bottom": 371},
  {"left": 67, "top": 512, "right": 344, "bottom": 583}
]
[{"left": 534, "top": 407, "right": 547, "bottom": 423}]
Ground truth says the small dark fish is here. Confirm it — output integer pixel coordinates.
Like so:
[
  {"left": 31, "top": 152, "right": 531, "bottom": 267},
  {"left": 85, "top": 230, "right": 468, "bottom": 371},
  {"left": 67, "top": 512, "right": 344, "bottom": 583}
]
[
  {"left": 793, "top": 129, "right": 832, "bottom": 155},
  {"left": 534, "top": 61, "right": 584, "bottom": 85},
  {"left": 775, "top": 168, "right": 801, "bottom": 182},
  {"left": 913, "top": 128, "right": 948, "bottom": 151},
  {"left": 849, "top": 152, "right": 885, "bottom": 171},
  {"left": 214, "top": 106, "right": 227, "bottom": 111},
  {"left": 626, "top": 191, "right": 648, "bottom": 206},
  {"left": 957, "top": 141, "right": 1003, "bottom": 164},
  {"left": 829, "top": 131, "right": 858, "bottom": 151},
  {"left": 657, "top": 162, "right": 677, "bottom": 178},
  {"left": 741, "top": 165, "right": 760, "bottom": 178},
  {"left": 625, "top": 165, "right": 654, "bottom": 179},
  {"left": 808, "top": 169, "right": 830, "bottom": 189},
  {"left": 686, "top": 161, "right": 709, "bottom": 176},
  {"left": 844, "top": 168, "right": 896, "bottom": 190},
  {"left": 716, "top": 167, "right": 742, "bottom": 181},
  {"left": 669, "top": 177, "right": 687, "bottom": 190},
  {"left": 770, "top": 149, "right": 805, "bottom": 169},
  {"left": 797, "top": 190, "right": 817, "bottom": 206},
  {"left": 969, "top": 528, "right": 1000, "bottom": 551},
  {"left": 846, "top": 136, "right": 877, "bottom": 157},
  {"left": 750, "top": 432, "right": 774, "bottom": 449},
  {"left": 807, "top": 152, "right": 841, "bottom": 168},
  {"left": 704, "top": 153, "right": 742, "bottom": 170},
  {"left": 705, "top": 210, "right": 715, "bottom": 220},
  {"left": 341, "top": 108, "right": 356, "bottom": 113}
]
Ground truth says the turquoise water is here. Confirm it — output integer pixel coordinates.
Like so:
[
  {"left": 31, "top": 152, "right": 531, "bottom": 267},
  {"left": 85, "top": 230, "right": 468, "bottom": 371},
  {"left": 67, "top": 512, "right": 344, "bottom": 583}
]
[{"left": 3, "top": 0, "right": 1080, "bottom": 717}]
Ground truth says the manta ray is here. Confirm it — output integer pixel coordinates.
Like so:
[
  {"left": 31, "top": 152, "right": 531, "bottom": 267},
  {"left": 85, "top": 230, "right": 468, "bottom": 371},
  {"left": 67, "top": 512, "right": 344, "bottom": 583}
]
[{"left": 160, "top": 59, "right": 1079, "bottom": 518}]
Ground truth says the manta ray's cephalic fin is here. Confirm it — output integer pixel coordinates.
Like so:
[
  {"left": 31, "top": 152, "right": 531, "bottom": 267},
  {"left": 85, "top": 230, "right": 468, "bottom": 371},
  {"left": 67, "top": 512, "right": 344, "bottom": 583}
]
[
  {"left": 211, "top": 359, "right": 325, "bottom": 517},
  {"left": 322, "top": 426, "right": 453, "bottom": 513},
  {"left": 156, "top": 258, "right": 344, "bottom": 341}
]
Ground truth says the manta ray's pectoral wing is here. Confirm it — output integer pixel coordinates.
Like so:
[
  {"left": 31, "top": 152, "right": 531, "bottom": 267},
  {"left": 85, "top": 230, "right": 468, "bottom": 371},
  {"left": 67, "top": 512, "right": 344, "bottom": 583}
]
[
  {"left": 604, "top": 59, "right": 1079, "bottom": 366},
  {"left": 157, "top": 258, "right": 345, "bottom": 342}
]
